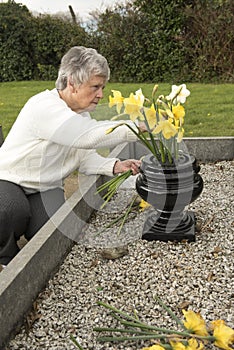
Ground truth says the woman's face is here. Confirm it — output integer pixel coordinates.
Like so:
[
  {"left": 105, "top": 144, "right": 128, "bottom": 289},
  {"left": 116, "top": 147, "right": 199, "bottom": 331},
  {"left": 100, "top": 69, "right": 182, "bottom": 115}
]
[{"left": 69, "top": 75, "right": 106, "bottom": 113}]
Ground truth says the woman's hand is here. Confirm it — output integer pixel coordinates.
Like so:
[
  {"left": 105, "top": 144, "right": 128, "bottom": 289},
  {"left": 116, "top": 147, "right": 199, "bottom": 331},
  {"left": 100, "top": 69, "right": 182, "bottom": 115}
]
[{"left": 113, "top": 159, "right": 141, "bottom": 175}]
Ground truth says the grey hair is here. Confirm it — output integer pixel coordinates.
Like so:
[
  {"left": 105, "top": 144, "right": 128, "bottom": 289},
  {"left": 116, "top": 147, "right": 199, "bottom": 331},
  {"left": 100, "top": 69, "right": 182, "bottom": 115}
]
[{"left": 55, "top": 46, "right": 110, "bottom": 90}]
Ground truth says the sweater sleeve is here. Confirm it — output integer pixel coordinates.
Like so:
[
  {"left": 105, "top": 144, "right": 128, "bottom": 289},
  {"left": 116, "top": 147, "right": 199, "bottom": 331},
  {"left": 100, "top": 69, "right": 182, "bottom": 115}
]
[
  {"left": 30, "top": 90, "right": 138, "bottom": 149},
  {"left": 77, "top": 149, "right": 118, "bottom": 177}
]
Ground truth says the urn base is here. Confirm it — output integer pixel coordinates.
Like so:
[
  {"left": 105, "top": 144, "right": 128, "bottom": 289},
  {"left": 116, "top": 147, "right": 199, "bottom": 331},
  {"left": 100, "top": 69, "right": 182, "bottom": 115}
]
[{"left": 142, "top": 211, "right": 196, "bottom": 242}]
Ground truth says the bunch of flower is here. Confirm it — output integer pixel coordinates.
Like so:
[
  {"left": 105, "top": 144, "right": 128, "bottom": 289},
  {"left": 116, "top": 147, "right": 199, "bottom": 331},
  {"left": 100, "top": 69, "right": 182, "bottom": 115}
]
[
  {"left": 96, "top": 84, "right": 190, "bottom": 207},
  {"left": 107, "top": 84, "right": 190, "bottom": 164},
  {"left": 70, "top": 296, "right": 234, "bottom": 350}
]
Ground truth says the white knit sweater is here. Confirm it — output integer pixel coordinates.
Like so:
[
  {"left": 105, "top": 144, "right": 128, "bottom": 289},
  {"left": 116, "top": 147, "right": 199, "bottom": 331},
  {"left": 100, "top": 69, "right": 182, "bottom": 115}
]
[{"left": 0, "top": 88, "right": 137, "bottom": 193}]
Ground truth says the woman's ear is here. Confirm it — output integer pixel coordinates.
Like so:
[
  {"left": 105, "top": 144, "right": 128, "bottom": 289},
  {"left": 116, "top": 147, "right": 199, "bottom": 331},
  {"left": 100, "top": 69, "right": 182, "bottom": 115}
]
[{"left": 67, "top": 79, "right": 76, "bottom": 92}]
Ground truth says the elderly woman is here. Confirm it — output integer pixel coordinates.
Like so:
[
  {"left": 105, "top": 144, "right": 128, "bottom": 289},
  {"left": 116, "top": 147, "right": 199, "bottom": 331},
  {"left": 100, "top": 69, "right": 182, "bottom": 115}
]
[{"left": 0, "top": 46, "right": 143, "bottom": 266}]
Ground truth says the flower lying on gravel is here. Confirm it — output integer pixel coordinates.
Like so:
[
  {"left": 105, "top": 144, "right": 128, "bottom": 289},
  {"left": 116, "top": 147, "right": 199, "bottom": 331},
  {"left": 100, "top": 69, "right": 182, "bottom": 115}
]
[
  {"left": 170, "top": 338, "right": 204, "bottom": 350},
  {"left": 70, "top": 295, "right": 233, "bottom": 350},
  {"left": 182, "top": 309, "right": 209, "bottom": 336},
  {"left": 95, "top": 194, "right": 150, "bottom": 236},
  {"left": 142, "top": 345, "right": 166, "bottom": 350},
  {"left": 211, "top": 320, "right": 234, "bottom": 350},
  {"left": 139, "top": 198, "right": 151, "bottom": 211}
]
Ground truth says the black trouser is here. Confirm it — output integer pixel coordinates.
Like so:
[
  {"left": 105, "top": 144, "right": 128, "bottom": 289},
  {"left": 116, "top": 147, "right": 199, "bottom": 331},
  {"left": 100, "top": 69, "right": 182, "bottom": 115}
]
[{"left": 0, "top": 180, "right": 65, "bottom": 265}]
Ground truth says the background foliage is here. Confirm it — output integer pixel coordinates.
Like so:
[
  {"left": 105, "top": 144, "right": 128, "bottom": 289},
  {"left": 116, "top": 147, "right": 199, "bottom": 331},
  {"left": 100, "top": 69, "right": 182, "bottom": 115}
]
[{"left": 0, "top": 0, "right": 233, "bottom": 83}]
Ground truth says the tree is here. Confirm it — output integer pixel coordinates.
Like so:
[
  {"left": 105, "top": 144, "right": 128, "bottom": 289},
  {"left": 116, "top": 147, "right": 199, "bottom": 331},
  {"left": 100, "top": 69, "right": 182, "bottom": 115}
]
[
  {"left": 0, "top": 1, "right": 35, "bottom": 81},
  {"left": 87, "top": 0, "right": 188, "bottom": 82},
  {"left": 32, "top": 14, "right": 88, "bottom": 80},
  {"left": 182, "top": 0, "right": 234, "bottom": 81}
]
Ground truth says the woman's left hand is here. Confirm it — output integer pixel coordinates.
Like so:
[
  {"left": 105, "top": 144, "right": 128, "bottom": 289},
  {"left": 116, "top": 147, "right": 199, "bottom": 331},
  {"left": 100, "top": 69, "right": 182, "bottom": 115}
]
[{"left": 113, "top": 159, "right": 141, "bottom": 175}]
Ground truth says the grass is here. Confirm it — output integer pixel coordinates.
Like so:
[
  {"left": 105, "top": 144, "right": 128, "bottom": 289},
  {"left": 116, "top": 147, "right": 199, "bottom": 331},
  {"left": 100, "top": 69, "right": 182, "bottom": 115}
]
[{"left": 0, "top": 81, "right": 233, "bottom": 139}]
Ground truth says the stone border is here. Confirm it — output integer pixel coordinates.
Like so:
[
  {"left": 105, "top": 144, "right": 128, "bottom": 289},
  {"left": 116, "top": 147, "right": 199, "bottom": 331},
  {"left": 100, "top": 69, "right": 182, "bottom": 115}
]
[
  {"left": 121, "top": 137, "right": 234, "bottom": 162},
  {"left": 0, "top": 138, "right": 233, "bottom": 347}
]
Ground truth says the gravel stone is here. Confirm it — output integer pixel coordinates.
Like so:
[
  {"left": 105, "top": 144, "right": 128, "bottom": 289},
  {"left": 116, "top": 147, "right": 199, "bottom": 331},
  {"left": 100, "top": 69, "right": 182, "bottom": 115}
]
[{"left": 7, "top": 160, "right": 234, "bottom": 350}]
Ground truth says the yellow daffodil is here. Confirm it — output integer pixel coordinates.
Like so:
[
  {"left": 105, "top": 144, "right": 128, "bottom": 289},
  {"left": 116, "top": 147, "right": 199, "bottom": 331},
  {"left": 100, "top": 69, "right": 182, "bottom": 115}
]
[
  {"left": 170, "top": 338, "right": 204, "bottom": 350},
  {"left": 157, "top": 98, "right": 174, "bottom": 119},
  {"left": 167, "top": 84, "right": 190, "bottom": 104},
  {"left": 177, "top": 128, "right": 184, "bottom": 142},
  {"left": 135, "top": 88, "right": 145, "bottom": 104},
  {"left": 106, "top": 83, "right": 191, "bottom": 163},
  {"left": 172, "top": 104, "right": 185, "bottom": 120},
  {"left": 182, "top": 309, "right": 208, "bottom": 336},
  {"left": 211, "top": 320, "right": 234, "bottom": 350},
  {"left": 123, "top": 90, "right": 144, "bottom": 121},
  {"left": 139, "top": 199, "right": 151, "bottom": 211},
  {"left": 144, "top": 104, "right": 157, "bottom": 129},
  {"left": 152, "top": 84, "right": 159, "bottom": 99},
  {"left": 158, "top": 108, "right": 168, "bottom": 120},
  {"left": 170, "top": 342, "right": 186, "bottom": 350},
  {"left": 142, "top": 345, "right": 165, "bottom": 350},
  {"left": 109, "top": 90, "right": 124, "bottom": 114},
  {"left": 153, "top": 120, "right": 177, "bottom": 139}
]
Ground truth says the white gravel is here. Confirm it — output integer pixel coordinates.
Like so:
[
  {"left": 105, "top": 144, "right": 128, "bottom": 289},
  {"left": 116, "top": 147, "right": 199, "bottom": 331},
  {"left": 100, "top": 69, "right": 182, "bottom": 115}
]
[{"left": 7, "top": 160, "right": 234, "bottom": 350}]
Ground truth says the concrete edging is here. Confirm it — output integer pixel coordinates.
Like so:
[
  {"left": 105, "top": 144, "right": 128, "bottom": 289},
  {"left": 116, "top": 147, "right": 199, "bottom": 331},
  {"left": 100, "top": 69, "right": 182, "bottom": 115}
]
[
  {"left": 0, "top": 138, "right": 233, "bottom": 348},
  {"left": 127, "top": 137, "right": 234, "bottom": 162}
]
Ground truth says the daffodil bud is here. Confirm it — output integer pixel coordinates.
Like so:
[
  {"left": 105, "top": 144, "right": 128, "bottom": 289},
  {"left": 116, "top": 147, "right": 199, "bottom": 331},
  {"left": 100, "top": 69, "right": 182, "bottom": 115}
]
[{"left": 152, "top": 84, "right": 159, "bottom": 99}]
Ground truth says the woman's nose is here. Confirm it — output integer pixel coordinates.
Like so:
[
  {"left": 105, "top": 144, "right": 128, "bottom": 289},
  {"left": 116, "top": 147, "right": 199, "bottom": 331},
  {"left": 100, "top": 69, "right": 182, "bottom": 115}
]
[{"left": 97, "top": 88, "right": 104, "bottom": 98}]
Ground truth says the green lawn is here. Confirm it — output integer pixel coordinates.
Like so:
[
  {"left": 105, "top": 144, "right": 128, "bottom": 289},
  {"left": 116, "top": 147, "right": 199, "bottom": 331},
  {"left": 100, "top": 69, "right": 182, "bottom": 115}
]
[{"left": 0, "top": 81, "right": 233, "bottom": 139}]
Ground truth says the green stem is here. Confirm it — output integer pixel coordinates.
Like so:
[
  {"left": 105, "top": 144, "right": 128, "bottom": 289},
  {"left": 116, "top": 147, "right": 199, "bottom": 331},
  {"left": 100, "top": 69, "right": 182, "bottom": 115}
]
[
  {"left": 159, "top": 139, "right": 166, "bottom": 163},
  {"left": 117, "top": 195, "right": 138, "bottom": 235},
  {"left": 96, "top": 170, "right": 132, "bottom": 208},
  {"left": 97, "top": 301, "right": 142, "bottom": 324},
  {"left": 97, "top": 334, "right": 178, "bottom": 342},
  {"left": 93, "top": 327, "right": 158, "bottom": 335},
  {"left": 112, "top": 122, "right": 159, "bottom": 158},
  {"left": 97, "top": 334, "right": 215, "bottom": 343},
  {"left": 111, "top": 317, "right": 193, "bottom": 337},
  {"left": 70, "top": 335, "right": 85, "bottom": 350},
  {"left": 94, "top": 213, "right": 129, "bottom": 236},
  {"left": 141, "top": 108, "right": 160, "bottom": 159},
  {"left": 97, "top": 302, "right": 191, "bottom": 337},
  {"left": 138, "top": 132, "right": 158, "bottom": 156},
  {"left": 96, "top": 170, "right": 132, "bottom": 193},
  {"left": 154, "top": 295, "right": 186, "bottom": 330}
]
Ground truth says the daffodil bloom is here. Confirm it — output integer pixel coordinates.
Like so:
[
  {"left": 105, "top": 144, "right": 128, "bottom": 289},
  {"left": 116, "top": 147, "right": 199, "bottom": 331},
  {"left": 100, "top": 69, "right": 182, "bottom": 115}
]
[
  {"left": 152, "top": 84, "right": 159, "bottom": 98},
  {"left": 144, "top": 104, "right": 157, "bottom": 129},
  {"left": 142, "top": 345, "right": 165, "bottom": 350},
  {"left": 172, "top": 104, "right": 185, "bottom": 120},
  {"left": 177, "top": 128, "right": 184, "bottom": 143},
  {"left": 167, "top": 84, "right": 190, "bottom": 104},
  {"left": 211, "top": 319, "right": 234, "bottom": 350},
  {"left": 109, "top": 90, "right": 124, "bottom": 114},
  {"left": 153, "top": 120, "right": 177, "bottom": 139},
  {"left": 158, "top": 108, "right": 169, "bottom": 120},
  {"left": 106, "top": 83, "right": 190, "bottom": 163},
  {"left": 174, "top": 119, "right": 180, "bottom": 129},
  {"left": 139, "top": 199, "right": 151, "bottom": 211},
  {"left": 170, "top": 338, "right": 204, "bottom": 350},
  {"left": 123, "top": 90, "right": 144, "bottom": 121},
  {"left": 157, "top": 98, "right": 174, "bottom": 119},
  {"left": 135, "top": 88, "right": 145, "bottom": 104},
  {"left": 182, "top": 309, "right": 209, "bottom": 336}
]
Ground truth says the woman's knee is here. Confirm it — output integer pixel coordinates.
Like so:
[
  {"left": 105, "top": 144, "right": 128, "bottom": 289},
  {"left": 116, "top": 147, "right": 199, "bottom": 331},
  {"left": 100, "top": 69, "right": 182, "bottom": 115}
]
[{"left": 0, "top": 180, "right": 31, "bottom": 236}]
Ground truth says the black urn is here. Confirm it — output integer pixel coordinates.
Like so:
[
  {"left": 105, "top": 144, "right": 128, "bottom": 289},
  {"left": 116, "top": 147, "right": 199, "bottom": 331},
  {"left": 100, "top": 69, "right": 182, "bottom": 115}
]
[{"left": 136, "top": 153, "right": 203, "bottom": 242}]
